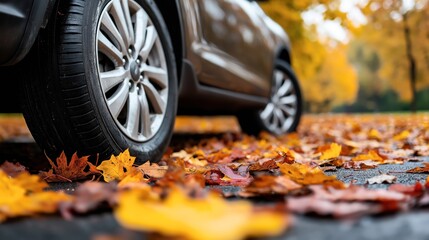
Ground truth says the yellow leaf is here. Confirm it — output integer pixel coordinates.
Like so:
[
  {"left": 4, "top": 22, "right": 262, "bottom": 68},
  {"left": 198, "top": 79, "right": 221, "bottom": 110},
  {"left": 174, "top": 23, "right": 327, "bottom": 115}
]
[
  {"left": 0, "top": 171, "right": 26, "bottom": 205},
  {"left": 278, "top": 163, "right": 344, "bottom": 188},
  {"left": 368, "top": 129, "right": 381, "bottom": 140},
  {"left": 97, "top": 149, "right": 136, "bottom": 182},
  {"left": 0, "top": 170, "right": 72, "bottom": 222},
  {"left": 319, "top": 143, "right": 342, "bottom": 160},
  {"left": 172, "top": 150, "right": 208, "bottom": 166},
  {"left": 115, "top": 188, "right": 288, "bottom": 240},
  {"left": 118, "top": 168, "right": 146, "bottom": 188},
  {"left": 393, "top": 130, "right": 410, "bottom": 141},
  {"left": 352, "top": 150, "right": 384, "bottom": 162}
]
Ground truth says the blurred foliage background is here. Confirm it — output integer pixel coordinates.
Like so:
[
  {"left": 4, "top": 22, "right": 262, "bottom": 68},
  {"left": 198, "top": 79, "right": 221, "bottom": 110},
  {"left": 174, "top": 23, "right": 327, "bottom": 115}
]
[{"left": 259, "top": 0, "right": 429, "bottom": 113}]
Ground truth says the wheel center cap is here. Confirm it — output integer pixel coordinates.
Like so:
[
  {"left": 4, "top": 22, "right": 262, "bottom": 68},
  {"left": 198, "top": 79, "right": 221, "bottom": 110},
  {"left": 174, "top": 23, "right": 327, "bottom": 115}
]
[{"left": 130, "top": 61, "right": 140, "bottom": 81}]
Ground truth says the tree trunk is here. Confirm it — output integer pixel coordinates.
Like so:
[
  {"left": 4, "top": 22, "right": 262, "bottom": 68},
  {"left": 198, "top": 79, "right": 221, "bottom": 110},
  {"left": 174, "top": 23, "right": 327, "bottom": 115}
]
[{"left": 402, "top": 11, "right": 417, "bottom": 113}]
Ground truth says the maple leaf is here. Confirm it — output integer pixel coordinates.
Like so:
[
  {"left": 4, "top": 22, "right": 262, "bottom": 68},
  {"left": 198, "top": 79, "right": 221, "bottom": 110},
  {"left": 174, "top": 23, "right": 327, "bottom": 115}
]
[
  {"left": 59, "top": 181, "right": 117, "bottom": 220},
  {"left": 0, "top": 170, "right": 72, "bottom": 222},
  {"left": 39, "top": 151, "right": 100, "bottom": 182},
  {"left": 287, "top": 196, "right": 378, "bottom": 219},
  {"left": 115, "top": 187, "right": 288, "bottom": 240},
  {"left": 118, "top": 168, "right": 146, "bottom": 188},
  {"left": 240, "top": 175, "right": 302, "bottom": 197},
  {"left": 97, "top": 149, "right": 136, "bottom": 182},
  {"left": 216, "top": 165, "right": 253, "bottom": 187},
  {"left": 0, "top": 161, "right": 28, "bottom": 177},
  {"left": 278, "top": 163, "right": 345, "bottom": 188},
  {"left": 406, "top": 163, "right": 429, "bottom": 173},
  {"left": 319, "top": 143, "right": 342, "bottom": 160},
  {"left": 138, "top": 161, "right": 168, "bottom": 178},
  {"left": 352, "top": 150, "right": 385, "bottom": 162}
]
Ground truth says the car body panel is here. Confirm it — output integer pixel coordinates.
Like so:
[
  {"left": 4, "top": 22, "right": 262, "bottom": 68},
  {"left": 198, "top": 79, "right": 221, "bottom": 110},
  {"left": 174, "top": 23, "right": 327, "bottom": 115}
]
[
  {"left": 0, "top": 0, "right": 53, "bottom": 66},
  {"left": 178, "top": 0, "right": 290, "bottom": 98}
]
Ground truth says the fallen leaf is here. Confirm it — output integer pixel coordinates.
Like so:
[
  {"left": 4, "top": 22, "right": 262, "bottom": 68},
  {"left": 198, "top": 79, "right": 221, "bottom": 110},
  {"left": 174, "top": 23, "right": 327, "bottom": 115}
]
[
  {"left": 0, "top": 161, "right": 28, "bottom": 177},
  {"left": 97, "top": 149, "right": 136, "bottom": 182},
  {"left": 39, "top": 151, "right": 99, "bottom": 182},
  {"left": 59, "top": 181, "right": 117, "bottom": 220},
  {"left": 278, "top": 163, "right": 345, "bottom": 188},
  {"left": 319, "top": 143, "right": 342, "bottom": 160},
  {"left": 352, "top": 150, "right": 384, "bottom": 162},
  {"left": 115, "top": 187, "right": 288, "bottom": 240},
  {"left": 138, "top": 161, "right": 168, "bottom": 178},
  {"left": 240, "top": 175, "right": 302, "bottom": 197},
  {"left": 406, "top": 163, "right": 429, "bottom": 173},
  {"left": 0, "top": 170, "right": 72, "bottom": 222},
  {"left": 366, "top": 174, "right": 397, "bottom": 184},
  {"left": 287, "top": 196, "right": 378, "bottom": 218}
]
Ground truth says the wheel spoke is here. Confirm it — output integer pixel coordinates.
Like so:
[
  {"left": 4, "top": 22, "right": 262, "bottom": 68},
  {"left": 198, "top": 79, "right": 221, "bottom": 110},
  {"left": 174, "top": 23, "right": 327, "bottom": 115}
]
[
  {"left": 139, "top": 26, "right": 157, "bottom": 61},
  {"left": 260, "top": 103, "right": 275, "bottom": 121},
  {"left": 100, "top": 67, "right": 128, "bottom": 92},
  {"left": 142, "top": 79, "right": 165, "bottom": 114},
  {"left": 107, "top": 81, "right": 130, "bottom": 118},
  {"left": 126, "top": 88, "right": 140, "bottom": 137},
  {"left": 142, "top": 65, "right": 167, "bottom": 88},
  {"left": 275, "top": 108, "right": 286, "bottom": 123},
  {"left": 282, "top": 117, "right": 293, "bottom": 132},
  {"left": 133, "top": 9, "right": 148, "bottom": 52},
  {"left": 98, "top": 32, "right": 123, "bottom": 65},
  {"left": 111, "top": 0, "right": 132, "bottom": 47},
  {"left": 139, "top": 90, "right": 152, "bottom": 137},
  {"left": 101, "top": 12, "right": 127, "bottom": 55},
  {"left": 279, "top": 95, "right": 297, "bottom": 105},
  {"left": 276, "top": 79, "right": 292, "bottom": 97},
  {"left": 279, "top": 105, "right": 296, "bottom": 117},
  {"left": 121, "top": 0, "right": 135, "bottom": 43}
]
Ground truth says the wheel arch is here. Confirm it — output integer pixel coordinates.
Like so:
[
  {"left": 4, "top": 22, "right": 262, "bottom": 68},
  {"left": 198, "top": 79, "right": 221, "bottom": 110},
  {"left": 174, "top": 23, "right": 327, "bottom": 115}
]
[
  {"left": 276, "top": 46, "right": 292, "bottom": 65},
  {"left": 153, "top": 0, "right": 184, "bottom": 87}
]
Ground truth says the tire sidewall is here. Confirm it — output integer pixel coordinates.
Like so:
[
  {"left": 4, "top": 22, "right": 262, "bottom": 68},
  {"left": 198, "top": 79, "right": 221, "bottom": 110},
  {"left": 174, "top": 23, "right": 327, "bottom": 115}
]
[{"left": 82, "top": 0, "right": 177, "bottom": 162}]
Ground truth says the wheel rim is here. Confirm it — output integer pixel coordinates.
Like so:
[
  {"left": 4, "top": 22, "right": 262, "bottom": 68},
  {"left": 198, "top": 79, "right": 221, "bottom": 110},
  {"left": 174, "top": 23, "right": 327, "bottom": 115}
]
[
  {"left": 259, "top": 69, "right": 298, "bottom": 135},
  {"left": 96, "top": 0, "right": 168, "bottom": 142}
]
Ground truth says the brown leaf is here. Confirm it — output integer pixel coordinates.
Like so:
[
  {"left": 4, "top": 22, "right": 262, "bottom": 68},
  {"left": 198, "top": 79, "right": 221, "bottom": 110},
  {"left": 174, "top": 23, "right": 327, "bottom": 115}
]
[
  {"left": 287, "top": 196, "right": 378, "bottom": 219},
  {"left": 240, "top": 175, "right": 302, "bottom": 197},
  {"left": 406, "top": 163, "right": 429, "bottom": 173},
  {"left": 138, "top": 161, "right": 168, "bottom": 178},
  {"left": 59, "top": 181, "right": 117, "bottom": 220},
  {"left": 0, "top": 161, "right": 28, "bottom": 177},
  {"left": 39, "top": 152, "right": 99, "bottom": 182}
]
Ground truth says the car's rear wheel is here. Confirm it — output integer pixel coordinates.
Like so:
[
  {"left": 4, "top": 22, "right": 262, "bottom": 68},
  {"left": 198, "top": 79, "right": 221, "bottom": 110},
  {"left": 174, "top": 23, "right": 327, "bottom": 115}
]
[
  {"left": 237, "top": 60, "right": 302, "bottom": 136},
  {"left": 21, "top": 0, "right": 177, "bottom": 163}
]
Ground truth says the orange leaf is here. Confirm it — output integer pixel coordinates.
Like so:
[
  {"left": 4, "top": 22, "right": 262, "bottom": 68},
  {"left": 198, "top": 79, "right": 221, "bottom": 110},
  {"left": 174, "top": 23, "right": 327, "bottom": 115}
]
[
  {"left": 319, "top": 143, "right": 342, "bottom": 160},
  {"left": 352, "top": 150, "right": 384, "bottom": 162},
  {"left": 278, "top": 163, "right": 344, "bottom": 188},
  {"left": 39, "top": 151, "right": 99, "bottom": 182}
]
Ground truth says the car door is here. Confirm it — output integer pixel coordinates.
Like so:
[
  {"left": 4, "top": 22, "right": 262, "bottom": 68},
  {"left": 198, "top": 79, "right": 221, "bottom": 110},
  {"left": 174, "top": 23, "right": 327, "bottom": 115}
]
[{"left": 181, "top": 0, "right": 277, "bottom": 97}]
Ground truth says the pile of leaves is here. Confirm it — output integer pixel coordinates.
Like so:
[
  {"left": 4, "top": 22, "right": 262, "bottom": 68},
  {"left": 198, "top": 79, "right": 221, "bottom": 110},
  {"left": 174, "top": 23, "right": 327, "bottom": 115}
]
[{"left": 0, "top": 114, "right": 429, "bottom": 239}]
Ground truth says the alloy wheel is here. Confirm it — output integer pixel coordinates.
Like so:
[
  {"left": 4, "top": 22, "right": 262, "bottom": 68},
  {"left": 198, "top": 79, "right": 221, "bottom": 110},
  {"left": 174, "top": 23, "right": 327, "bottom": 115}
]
[
  {"left": 96, "top": 0, "right": 169, "bottom": 142},
  {"left": 259, "top": 69, "right": 298, "bottom": 135}
]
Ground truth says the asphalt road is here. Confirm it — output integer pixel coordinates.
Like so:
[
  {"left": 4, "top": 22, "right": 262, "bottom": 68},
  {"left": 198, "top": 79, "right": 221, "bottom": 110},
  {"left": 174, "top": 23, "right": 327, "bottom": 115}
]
[{"left": 1, "top": 136, "right": 429, "bottom": 240}]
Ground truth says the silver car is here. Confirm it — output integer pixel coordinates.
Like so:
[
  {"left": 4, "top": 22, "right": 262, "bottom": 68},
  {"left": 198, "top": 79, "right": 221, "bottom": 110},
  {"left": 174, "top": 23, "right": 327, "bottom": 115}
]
[{"left": 0, "top": 0, "right": 302, "bottom": 163}]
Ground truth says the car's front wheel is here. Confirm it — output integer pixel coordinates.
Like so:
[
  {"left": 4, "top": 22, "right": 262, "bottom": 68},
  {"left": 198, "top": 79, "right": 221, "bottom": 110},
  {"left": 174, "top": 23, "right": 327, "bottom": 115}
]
[
  {"left": 21, "top": 0, "right": 177, "bottom": 163},
  {"left": 237, "top": 60, "right": 302, "bottom": 136}
]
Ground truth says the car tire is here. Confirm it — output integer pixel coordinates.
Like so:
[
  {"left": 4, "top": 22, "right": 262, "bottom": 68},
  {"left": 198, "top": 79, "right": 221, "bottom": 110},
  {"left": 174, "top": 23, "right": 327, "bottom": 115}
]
[
  {"left": 237, "top": 60, "right": 302, "bottom": 136},
  {"left": 21, "top": 0, "right": 177, "bottom": 163}
]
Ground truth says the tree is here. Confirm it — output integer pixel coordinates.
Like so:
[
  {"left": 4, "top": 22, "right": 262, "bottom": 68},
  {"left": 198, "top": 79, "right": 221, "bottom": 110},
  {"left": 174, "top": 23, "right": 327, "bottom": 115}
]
[{"left": 358, "top": 0, "right": 429, "bottom": 112}]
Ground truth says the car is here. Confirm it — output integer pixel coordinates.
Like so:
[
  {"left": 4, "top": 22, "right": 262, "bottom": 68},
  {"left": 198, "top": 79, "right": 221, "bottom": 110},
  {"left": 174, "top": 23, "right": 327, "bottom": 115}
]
[{"left": 0, "top": 0, "right": 302, "bottom": 163}]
